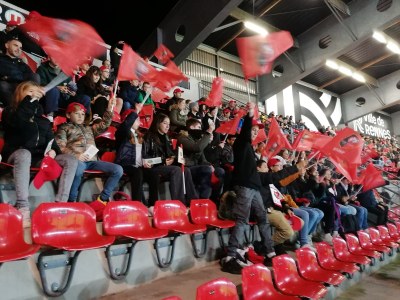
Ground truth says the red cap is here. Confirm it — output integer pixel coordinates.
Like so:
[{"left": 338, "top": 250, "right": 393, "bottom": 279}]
[
  {"left": 33, "top": 156, "right": 63, "bottom": 189},
  {"left": 228, "top": 99, "right": 236, "bottom": 103},
  {"left": 66, "top": 102, "right": 86, "bottom": 114},
  {"left": 223, "top": 108, "right": 231, "bottom": 114},
  {"left": 99, "top": 65, "right": 109, "bottom": 72},
  {"left": 251, "top": 119, "right": 264, "bottom": 129},
  {"left": 267, "top": 158, "right": 281, "bottom": 168},
  {"left": 7, "top": 20, "right": 19, "bottom": 27},
  {"left": 173, "top": 88, "right": 184, "bottom": 93}
]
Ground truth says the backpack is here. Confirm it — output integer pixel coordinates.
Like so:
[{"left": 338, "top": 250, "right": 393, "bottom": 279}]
[{"left": 339, "top": 214, "right": 359, "bottom": 235}]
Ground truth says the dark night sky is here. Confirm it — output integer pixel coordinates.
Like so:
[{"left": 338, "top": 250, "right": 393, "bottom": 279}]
[{"left": 8, "top": 0, "right": 180, "bottom": 49}]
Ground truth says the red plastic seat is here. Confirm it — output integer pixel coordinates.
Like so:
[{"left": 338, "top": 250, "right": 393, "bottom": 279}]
[
  {"left": 0, "top": 203, "right": 40, "bottom": 263},
  {"left": 95, "top": 125, "right": 117, "bottom": 141},
  {"left": 377, "top": 225, "right": 400, "bottom": 245},
  {"left": 190, "top": 199, "right": 235, "bottom": 247},
  {"left": 196, "top": 277, "right": 239, "bottom": 300},
  {"left": 368, "top": 227, "right": 398, "bottom": 250},
  {"left": 357, "top": 230, "right": 391, "bottom": 254},
  {"left": 332, "top": 237, "right": 371, "bottom": 266},
  {"left": 314, "top": 242, "right": 359, "bottom": 276},
  {"left": 344, "top": 233, "right": 382, "bottom": 259},
  {"left": 103, "top": 201, "right": 169, "bottom": 279},
  {"left": 100, "top": 151, "right": 116, "bottom": 163},
  {"left": 272, "top": 254, "right": 328, "bottom": 299},
  {"left": 103, "top": 201, "right": 168, "bottom": 240},
  {"left": 32, "top": 202, "right": 115, "bottom": 250},
  {"left": 295, "top": 248, "right": 346, "bottom": 286},
  {"left": 242, "top": 263, "right": 300, "bottom": 300},
  {"left": 31, "top": 202, "right": 115, "bottom": 297},
  {"left": 387, "top": 223, "right": 400, "bottom": 241},
  {"left": 153, "top": 200, "right": 208, "bottom": 263},
  {"left": 154, "top": 200, "right": 207, "bottom": 235}
]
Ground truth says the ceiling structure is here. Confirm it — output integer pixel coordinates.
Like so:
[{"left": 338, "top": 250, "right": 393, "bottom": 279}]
[{"left": 137, "top": 0, "right": 400, "bottom": 122}]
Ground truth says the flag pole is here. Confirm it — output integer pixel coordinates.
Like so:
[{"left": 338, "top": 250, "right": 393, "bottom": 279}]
[{"left": 32, "top": 72, "right": 69, "bottom": 102}]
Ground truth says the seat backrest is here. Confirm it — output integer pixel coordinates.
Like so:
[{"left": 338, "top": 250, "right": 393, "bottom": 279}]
[
  {"left": 103, "top": 201, "right": 151, "bottom": 236},
  {"left": 387, "top": 223, "right": 399, "bottom": 237},
  {"left": 367, "top": 227, "right": 382, "bottom": 243},
  {"left": 295, "top": 247, "right": 319, "bottom": 272},
  {"left": 242, "top": 263, "right": 276, "bottom": 299},
  {"left": 332, "top": 237, "right": 350, "bottom": 256},
  {"left": 190, "top": 199, "right": 218, "bottom": 224},
  {"left": 31, "top": 202, "right": 99, "bottom": 247},
  {"left": 196, "top": 277, "right": 239, "bottom": 300},
  {"left": 357, "top": 230, "right": 372, "bottom": 246},
  {"left": 377, "top": 225, "right": 390, "bottom": 240},
  {"left": 272, "top": 254, "right": 301, "bottom": 284},
  {"left": 100, "top": 151, "right": 116, "bottom": 163},
  {"left": 396, "top": 221, "right": 400, "bottom": 233},
  {"left": 344, "top": 233, "right": 361, "bottom": 251},
  {"left": 0, "top": 137, "right": 4, "bottom": 154},
  {"left": 315, "top": 242, "right": 336, "bottom": 264},
  {"left": 153, "top": 200, "right": 189, "bottom": 229},
  {"left": 96, "top": 126, "right": 117, "bottom": 141},
  {"left": 0, "top": 204, "right": 26, "bottom": 252}
]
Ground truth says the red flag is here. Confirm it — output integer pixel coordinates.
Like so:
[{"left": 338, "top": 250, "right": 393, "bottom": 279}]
[
  {"left": 348, "top": 163, "right": 366, "bottom": 184},
  {"left": 204, "top": 77, "right": 224, "bottom": 107},
  {"left": 292, "top": 130, "right": 332, "bottom": 151},
  {"left": 215, "top": 115, "right": 242, "bottom": 135},
  {"left": 151, "top": 87, "right": 168, "bottom": 103},
  {"left": 21, "top": 11, "right": 104, "bottom": 76},
  {"left": 361, "top": 163, "right": 387, "bottom": 192},
  {"left": 117, "top": 44, "right": 158, "bottom": 82},
  {"left": 320, "top": 128, "right": 363, "bottom": 180},
  {"left": 236, "top": 31, "right": 294, "bottom": 80},
  {"left": 138, "top": 104, "right": 154, "bottom": 129},
  {"left": 262, "top": 117, "right": 292, "bottom": 159},
  {"left": 153, "top": 44, "right": 174, "bottom": 64},
  {"left": 21, "top": 51, "right": 38, "bottom": 72},
  {"left": 252, "top": 128, "right": 267, "bottom": 145},
  {"left": 151, "top": 61, "right": 188, "bottom": 92}
]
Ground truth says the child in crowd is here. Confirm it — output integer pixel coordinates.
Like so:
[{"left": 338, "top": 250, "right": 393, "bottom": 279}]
[
  {"left": 2, "top": 81, "right": 78, "bottom": 227},
  {"left": 55, "top": 100, "right": 123, "bottom": 204}
]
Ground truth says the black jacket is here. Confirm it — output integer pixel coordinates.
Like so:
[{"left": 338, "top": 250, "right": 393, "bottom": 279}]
[
  {"left": 231, "top": 114, "right": 261, "bottom": 190},
  {"left": 2, "top": 96, "right": 60, "bottom": 164}
]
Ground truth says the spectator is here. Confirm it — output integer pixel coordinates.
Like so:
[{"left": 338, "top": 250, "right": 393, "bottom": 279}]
[
  {"left": 221, "top": 102, "right": 276, "bottom": 274},
  {"left": 143, "top": 113, "right": 198, "bottom": 206},
  {"left": 55, "top": 101, "right": 123, "bottom": 203},
  {"left": 0, "top": 36, "right": 40, "bottom": 106},
  {"left": 118, "top": 79, "right": 140, "bottom": 112},
  {"left": 2, "top": 81, "right": 78, "bottom": 227}
]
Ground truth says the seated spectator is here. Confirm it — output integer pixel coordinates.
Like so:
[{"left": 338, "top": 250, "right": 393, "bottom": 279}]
[
  {"left": 357, "top": 188, "right": 389, "bottom": 226},
  {"left": 187, "top": 101, "right": 201, "bottom": 119},
  {"left": 36, "top": 56, "right": 76, "bottom": 121},
  {"left": 2, "top": 81, "right": 78, "bottom": 227},
  {"left": 118, "top": 79, "right": 140, "bottom": 112},
  {"left": 143, "top": 113, "right": 198, "bottom": 206},
  {"left": 55, "top": 101, "right": 123, "bottom": 203},
  {"left": 257, "top": 159, "right": 296, "bottom": 255},
  {"left": 226, "top": 99, "right": 238, "bottom": 119},
  {"left": 115, "top": 103, "right": 160, "bottom": 205},
  {"left": 0, "top": 36, "right": 40, "bottom": 106},
  {"left": 0, "top": 20, "right": 19, "bottom": 53},
  {"left": 169, "top": 98, "right": 188, "bottom": 133},
  {"left": 164, "top": 87, "right": 184, "bottom": 112},
  {"left": 178, "top": 118, "right": 216, "bottom": 199},
  {"left": 137, "top": 81, "right": 155, "bottom": 108}
]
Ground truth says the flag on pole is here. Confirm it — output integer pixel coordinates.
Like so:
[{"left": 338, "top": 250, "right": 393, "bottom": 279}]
[
  {"left": 117, "top": 44, "right": 158, "bottom": 82},
  {"left": 153, "top": 43, "right": 174, "bottom": 64},
  {"left": 21, "top": 11, "right": 104, "bottom": 76},
  {"left": 204, "top": 77, "right": 224, "bottom": 107},
  {"left": 236, "top": 31, "right": 294, "bottom": 80},
  {"left": 262, "top": 117, "right": 292, "bottom": 159}
]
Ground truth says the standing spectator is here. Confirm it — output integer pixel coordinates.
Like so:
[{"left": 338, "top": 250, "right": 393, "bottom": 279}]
[
  {"left": 2, "top": 81, "right": 78, "bottom": 227},
  {"left": 187, "top": 101, "right": 201, "bottom": 119},
  {"left": 169, "top": 98, "right": 188, "bottom": 133},
  {"left": 0, "top": 36, "right": 40, "bottom": 106},
  {"left": 164, "top": 88, "right": 184, "bottom": 111},
  {"left": 221, "top": 102, "right": 276, "bottom": 274}
]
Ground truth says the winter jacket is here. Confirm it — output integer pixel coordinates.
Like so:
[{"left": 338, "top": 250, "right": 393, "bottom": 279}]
[{"left": 177, "top": 130, "right": 211, "bottom": 167}]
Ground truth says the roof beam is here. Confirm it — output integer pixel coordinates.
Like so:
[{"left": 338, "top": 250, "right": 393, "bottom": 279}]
[
  {"left": 217, "top": 0, "right": 283, "bottom": 51},
  {"left": 341, "top": 69, "right": 400, "bottom": 122},
  {"left": 138, "top": 0, "right": 243, "bottom": 65},
  {"left": 258, "top": 0, "right": 400, "bottom": 101}
]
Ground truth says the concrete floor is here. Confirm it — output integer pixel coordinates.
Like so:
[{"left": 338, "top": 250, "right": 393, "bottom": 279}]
[{"left": 99, "top": 254, "right": 400, "bottom": 300}]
